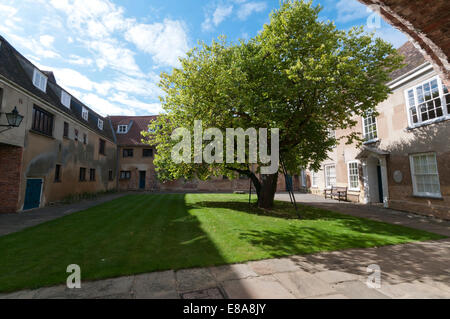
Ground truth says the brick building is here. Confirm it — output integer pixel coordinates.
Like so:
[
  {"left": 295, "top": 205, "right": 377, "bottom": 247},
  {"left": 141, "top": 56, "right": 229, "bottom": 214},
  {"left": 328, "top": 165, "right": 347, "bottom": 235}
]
[{"left": 305, "top": 42, "right": 450, "bottom": 220}]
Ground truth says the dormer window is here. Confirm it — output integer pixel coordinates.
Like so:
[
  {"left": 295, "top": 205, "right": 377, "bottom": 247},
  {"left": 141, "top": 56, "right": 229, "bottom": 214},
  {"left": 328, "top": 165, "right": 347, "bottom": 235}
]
[
  {"left": 32, "top": 68, "right": 47, "bottom": 92},
  {"left": 117, "top": 125, "right": 128, "bottom": 134},
  {"left": 82, "top": 107, "right": 88, "bottom": 121},
  {"left": 61, "top": 90, "right": 71, "bottom": 108},
  {"left": 98, "top": 119, "right": 103, "bottom": 130}
]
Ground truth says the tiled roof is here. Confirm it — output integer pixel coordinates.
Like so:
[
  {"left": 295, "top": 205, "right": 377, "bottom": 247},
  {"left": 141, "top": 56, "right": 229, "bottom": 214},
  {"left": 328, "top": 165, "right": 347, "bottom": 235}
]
[
  {"left": 0, "top": 35, "right": 115, "bottom": 142},
  {"left": 109, "top": 115, "right": 158, "bottom": 146},
  {"left": 390, "top": 41, "right": 428, "bottom": 81}
]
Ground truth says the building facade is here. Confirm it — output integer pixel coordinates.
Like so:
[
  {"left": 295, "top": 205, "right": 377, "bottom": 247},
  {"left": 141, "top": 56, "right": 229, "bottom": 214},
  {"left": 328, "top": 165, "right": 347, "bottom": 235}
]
[
  {"left": 304, "top": 42, "right": 450, "bottom": 220},
  {"left": 0, "top": 36, "right": 117, "bottom": 213}
]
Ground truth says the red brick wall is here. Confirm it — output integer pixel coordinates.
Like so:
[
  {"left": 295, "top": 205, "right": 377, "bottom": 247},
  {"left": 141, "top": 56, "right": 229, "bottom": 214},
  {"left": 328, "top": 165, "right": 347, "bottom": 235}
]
[{"left": 0, "top": 144, "right": 23, "bottom": 213}]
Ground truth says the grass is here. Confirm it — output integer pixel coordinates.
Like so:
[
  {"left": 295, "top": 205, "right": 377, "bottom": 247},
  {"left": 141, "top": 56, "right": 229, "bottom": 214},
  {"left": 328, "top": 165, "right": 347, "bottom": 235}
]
[{"left": 0, "top": 193, "right": 445, "bottom": 292}]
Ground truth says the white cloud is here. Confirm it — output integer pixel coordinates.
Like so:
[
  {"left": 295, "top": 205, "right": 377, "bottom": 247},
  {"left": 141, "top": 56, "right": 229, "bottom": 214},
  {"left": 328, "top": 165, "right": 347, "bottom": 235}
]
[
  {"left": 110, "top": 92, "right": 162, "bottom": 114},
  {"left": 202, "top": 4, "right": 233, "bottom": 31},
  {"left": 126, "top": 19, "right": 189, "bottom": 68},
  {"left": 79, "top": 93, "right": 135, "bottom": 116},
  {"left": 237, "top": 1, "right": 267, "bottom": 20},
  {"left": 39, "top": 35, "right": 54, "bottom": 47},
  {"left": 67, "top": 54, "right": 94, "bottom": 66}
]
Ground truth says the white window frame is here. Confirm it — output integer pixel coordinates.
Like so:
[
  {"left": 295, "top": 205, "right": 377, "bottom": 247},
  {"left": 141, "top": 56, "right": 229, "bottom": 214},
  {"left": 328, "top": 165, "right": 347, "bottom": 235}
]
[
  {"left": 117, "top": 125, "right": 128, "bottom": 134},
  {"left": 32, "top": 68, "right": 47, "bottom": 92},
  {"left": 81, "top": 107, "right": 88, "bottom": 121},
  {"left": 300, "top": 170, "right": 307, "bottom": 187},
  {"left": 404, "top": 75, "right": 450, "bottom": 128},
  {"left": 98, "top": 119, "right": 103, "bottom": 130},
  {"left": 409, "top": 152, "right": 441, "bottom": 198},
  {"left": 61, "top": 90, "right": 71, "bottom": 108},
  {"left": 347, "top": 161, "right": 360, "bottom": 191},
  {"left": 362, "top": 112, "right": 378, "bottom": 143},
  {"left": 324, "top": 164, "right": 336, "bottom": 189},
  {"left": 311, "top": 170, "right": 319, "bottom": 188}
]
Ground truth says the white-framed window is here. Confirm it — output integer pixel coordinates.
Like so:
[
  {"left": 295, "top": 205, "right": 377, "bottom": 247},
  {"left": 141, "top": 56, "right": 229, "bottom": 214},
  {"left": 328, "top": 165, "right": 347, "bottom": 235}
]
[
  {"left": 301, "top": 170, "right": 307, "bottom": 187},
  {"left": 117, "top": 125, "right": 128, "bottom": 134},
  {"left": 324, "top": 164, "right": 336, "bottom": 189},
  {"left": 61, "top": 90, "right": 71, "bottom": 108},
  {"left": 98, "top": 119, "right": 103, "bottom": 130},
  {"left": 409, "top": 153, "right": 441, "bottom": 197},
  {"left": 347, "top": 161, "right": 359, "bottom": 191},
  {"left": 311, "top": 171, "right": 319, "bottom": 188},
  {"left": 405, "top": 76, "right": 449, "bottom": 127},
  {"left": 362, "top": 112, "right": 378, "bottom": 142},
  {"left": 81, "top": 107, "right": 88, "bottom": 121},
  {"left": 32, "top": 68, "right": 47, "bottom": 92}
]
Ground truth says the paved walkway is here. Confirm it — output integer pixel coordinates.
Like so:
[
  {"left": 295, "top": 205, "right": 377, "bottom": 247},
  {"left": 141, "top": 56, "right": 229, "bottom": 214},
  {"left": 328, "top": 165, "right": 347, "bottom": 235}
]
[
  {"left": 275, "top": 193, "right": 450, "bottom": 237},
  {"left": 1, "top": 238, "right": 449, "bottom": 299},
  {"left": 0, "top": 192, "right": 126, "bottom": 236}
]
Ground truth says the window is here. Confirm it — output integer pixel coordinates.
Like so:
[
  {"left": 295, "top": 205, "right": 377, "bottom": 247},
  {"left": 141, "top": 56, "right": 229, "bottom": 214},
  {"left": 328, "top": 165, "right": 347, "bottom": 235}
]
[
  {"left": 311, "top": 171, "right": 319, "bottom": 188},
  {"left": 98, "top": 119, "right": 103, "bottom": 130},
  {"left": 405, "top": 77, "right": 449, "bottom": 126},
  {"left": 89, "top": 168, "right": 96, "bottom": 181},
  {"left": 120, "top": 171, "right": 131, "bottom": 179},
  {"left": 117, "top": 125, "right": 128, "bottom": 133},
  {"left": 410, "top": 153, "right": 441, "bottom": 197},
  {"left": 301, "top": 170, "right": 307, "bottom": 187},
  {"left": 443, "top": 83, "right": 450, "bottom": 114},
  {"left": 108, "top": 170, "right": 114, "bottom": 181},
  {"left": 324, "top": 164, "right": 336, "bottom": 188},
  {"left": 32, "top": 105, "right": 53, "bottom": 136},
  {"left": 82, "top": 107, "right": 88, "bottom": 121},
  {"left": 143, "top": 148, "right": 153, "bottom": 157},
  {"left": 362, "top": 113, "right": 378, "bottom": 142},
  {"left": 99, "top": 139, "right": 105, "bottom": 155},
  {"left": 123, "top": 148, "right": 133, "bottom": 157},
  {"left": 63, "top": 122, "right": 69, "bottom": 138},
  {"left": 83, "top": 133, "right": 87, "bottom": 145},
  {"left": 32, "top": 68, "right": 47, "bottom": 92},
  {"left": 74, "top": 129, "right": 79, "bottom": 141},
  {"left": 54, "top": 164, "right": 61, "bottom": 182},
  {"left": 79, "top": 167, "right": 86, "bottom": 181},
  {"left": 347, "top": 161, "right": 359, "bottom": 190},
  {"left": 61, "top": 90, "right": 71, "bottom": 108}
]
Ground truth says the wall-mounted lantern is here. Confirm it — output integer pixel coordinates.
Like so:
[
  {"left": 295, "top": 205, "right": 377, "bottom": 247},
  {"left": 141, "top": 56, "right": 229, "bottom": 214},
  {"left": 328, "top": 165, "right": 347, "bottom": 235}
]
[{"left": 0, "top": 106, "right": 24, "bottom": 133}]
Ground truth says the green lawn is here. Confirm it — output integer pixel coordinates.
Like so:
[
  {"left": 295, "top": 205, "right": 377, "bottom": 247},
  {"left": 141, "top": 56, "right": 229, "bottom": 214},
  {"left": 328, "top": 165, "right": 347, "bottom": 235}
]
[{"left": 0, "top": 193, "right": 444, "bottom": 292}]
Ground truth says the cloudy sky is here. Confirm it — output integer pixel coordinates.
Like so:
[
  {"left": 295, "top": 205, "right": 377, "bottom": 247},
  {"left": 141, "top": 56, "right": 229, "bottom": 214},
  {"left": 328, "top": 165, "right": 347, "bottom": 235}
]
[{"left": 0, "top": 0, "right": 407, "bottom": 116}]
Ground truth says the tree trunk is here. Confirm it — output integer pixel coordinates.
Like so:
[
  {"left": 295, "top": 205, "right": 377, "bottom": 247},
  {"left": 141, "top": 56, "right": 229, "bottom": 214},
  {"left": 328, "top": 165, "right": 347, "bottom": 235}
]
[{"left": 256, "top": 173, "right": 278, "bottom": 209}]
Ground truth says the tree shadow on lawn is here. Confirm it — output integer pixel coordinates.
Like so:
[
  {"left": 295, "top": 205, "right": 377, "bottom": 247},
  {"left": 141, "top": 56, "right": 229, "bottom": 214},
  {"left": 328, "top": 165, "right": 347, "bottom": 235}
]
[
  {"left": 189, "top": 199, "right": 444, "bottom": 241},
  {"left": 190, "top": 199, "right": 449, "bottom": 285}
]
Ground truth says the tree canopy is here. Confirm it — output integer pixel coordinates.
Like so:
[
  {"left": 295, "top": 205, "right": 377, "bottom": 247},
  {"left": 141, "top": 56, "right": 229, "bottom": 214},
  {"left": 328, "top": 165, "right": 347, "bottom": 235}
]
[{"left": 142, "top": 0, "right": 403, "bottom": 208}]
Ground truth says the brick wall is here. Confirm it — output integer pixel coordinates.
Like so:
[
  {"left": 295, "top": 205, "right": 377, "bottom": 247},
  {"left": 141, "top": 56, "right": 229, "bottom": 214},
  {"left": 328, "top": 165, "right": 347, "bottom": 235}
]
[{"left": 0, "top": 144, "right": 23, "bottom": 213}]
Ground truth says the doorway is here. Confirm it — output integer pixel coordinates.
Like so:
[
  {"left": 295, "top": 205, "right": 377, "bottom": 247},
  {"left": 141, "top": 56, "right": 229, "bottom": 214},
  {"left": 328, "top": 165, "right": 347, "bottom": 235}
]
[
  {"left": 23, "top": 178, "right": 43, "bottom": 210},
  {"left": 139, "top": 171, "right": 146, "bottom": 190}
]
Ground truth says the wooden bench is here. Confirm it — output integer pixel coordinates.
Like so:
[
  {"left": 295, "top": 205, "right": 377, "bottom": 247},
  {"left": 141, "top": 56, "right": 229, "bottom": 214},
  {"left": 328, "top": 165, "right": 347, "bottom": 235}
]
[{"left": 324, "top": 186, "right": 348, "bottom": 202}]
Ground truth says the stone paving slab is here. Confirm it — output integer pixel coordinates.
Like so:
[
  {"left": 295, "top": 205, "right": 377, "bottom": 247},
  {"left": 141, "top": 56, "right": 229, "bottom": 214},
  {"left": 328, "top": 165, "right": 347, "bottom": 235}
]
[
  {"left": 133, "top": 270, "right": 179, "bottom": 299},
  {"left": 247, "top": 257, "right": 299, "bottom": 275},
  {"left": 175, "top": 268, "right": 217, "bottom": 293},
  {"left": 209, "top": 263, "right": 258, "bottom": 282},
  {"left": 221, "top": 275, "right": 295, "bottom": 299},
  {"left": 331, "top": 281, "right": 390, "bottom": 299},
  {"left": 273, "top": 270, "right": 336, "bottom": 298}
]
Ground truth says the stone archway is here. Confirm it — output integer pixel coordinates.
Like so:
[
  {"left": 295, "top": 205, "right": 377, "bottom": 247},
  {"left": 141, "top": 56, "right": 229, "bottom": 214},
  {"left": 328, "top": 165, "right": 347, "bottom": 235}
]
[{"left": 358, "top": 0, "right": 450, "bottom": 86}]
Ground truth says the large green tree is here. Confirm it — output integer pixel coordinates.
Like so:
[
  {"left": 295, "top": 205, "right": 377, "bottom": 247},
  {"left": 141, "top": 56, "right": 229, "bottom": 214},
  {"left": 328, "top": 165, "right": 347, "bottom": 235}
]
[{"left": 142, "top": 0, "right": 403, "bottom": 209}]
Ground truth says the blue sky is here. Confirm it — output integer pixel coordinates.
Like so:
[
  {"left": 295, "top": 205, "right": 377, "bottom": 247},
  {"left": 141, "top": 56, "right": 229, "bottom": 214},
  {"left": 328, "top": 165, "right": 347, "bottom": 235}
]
[{"left": 0, "top": 0, "right": 407, "bottom": 116}]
